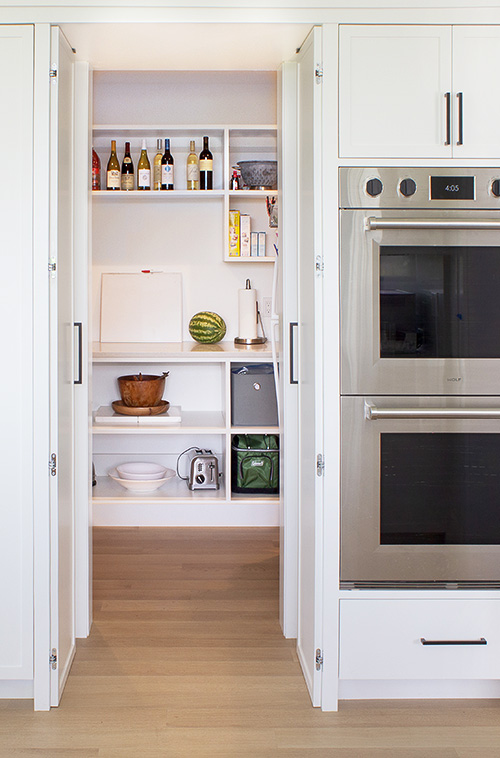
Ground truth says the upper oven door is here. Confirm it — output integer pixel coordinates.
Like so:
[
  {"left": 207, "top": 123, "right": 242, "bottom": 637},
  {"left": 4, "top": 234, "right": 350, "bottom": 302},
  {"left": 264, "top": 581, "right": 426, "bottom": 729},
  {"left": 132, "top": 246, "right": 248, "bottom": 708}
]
[{"left": 340, "top": 209, "right": 500, "bottom": 395}]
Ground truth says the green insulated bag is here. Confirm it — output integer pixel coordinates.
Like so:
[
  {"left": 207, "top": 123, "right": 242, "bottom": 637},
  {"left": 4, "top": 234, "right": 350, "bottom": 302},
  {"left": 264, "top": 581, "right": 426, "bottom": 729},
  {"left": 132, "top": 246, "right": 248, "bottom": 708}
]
[{"left": 231, "top": 434, "right": 279, "bottom": 494}]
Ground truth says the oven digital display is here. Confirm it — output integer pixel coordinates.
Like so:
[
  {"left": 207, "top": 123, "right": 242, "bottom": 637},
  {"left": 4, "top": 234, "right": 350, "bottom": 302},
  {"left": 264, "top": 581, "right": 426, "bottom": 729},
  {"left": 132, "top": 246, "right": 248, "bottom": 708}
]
[{"left": 430, "top": 175, "right": 475, "bottom": 200}]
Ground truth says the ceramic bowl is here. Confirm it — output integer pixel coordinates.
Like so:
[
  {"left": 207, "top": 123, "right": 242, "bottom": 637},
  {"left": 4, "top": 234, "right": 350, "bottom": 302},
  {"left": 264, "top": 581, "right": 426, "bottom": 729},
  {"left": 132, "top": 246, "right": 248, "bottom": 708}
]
[
  {"left": 108, "top": 468, "right": 175, "bottom": 493},
  {"left": 116, "top": 462, "right": 167, "bottom": 480}
]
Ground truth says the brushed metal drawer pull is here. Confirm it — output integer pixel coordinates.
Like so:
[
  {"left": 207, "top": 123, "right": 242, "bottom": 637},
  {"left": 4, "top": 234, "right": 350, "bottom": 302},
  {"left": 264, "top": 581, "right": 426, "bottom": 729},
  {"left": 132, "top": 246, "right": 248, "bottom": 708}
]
[{"left": 420, "top": 637, "right": 487, "bottom": 646}]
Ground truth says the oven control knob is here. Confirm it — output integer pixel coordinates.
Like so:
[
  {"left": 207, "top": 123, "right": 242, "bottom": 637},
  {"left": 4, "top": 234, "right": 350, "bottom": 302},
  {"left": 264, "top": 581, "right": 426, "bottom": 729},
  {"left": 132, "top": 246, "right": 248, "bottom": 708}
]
[
  {"left": 399, "top": 178, "right": 417, "bottom": 197},
  {"left": 366, "top": 177, "right": 383, "bottom": 197},
  {"left": 491, "top": 179, "right": 500, "bottom": 198}
]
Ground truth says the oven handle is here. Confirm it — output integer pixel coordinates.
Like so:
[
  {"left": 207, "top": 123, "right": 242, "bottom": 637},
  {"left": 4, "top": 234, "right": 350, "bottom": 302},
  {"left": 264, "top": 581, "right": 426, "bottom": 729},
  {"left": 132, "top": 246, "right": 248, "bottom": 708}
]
[
  {"left": 365, "top": 402, "right": 500, "bottom": 420},
  {"left": 365, "top": 218, "right": 500, "bottom": 231}
]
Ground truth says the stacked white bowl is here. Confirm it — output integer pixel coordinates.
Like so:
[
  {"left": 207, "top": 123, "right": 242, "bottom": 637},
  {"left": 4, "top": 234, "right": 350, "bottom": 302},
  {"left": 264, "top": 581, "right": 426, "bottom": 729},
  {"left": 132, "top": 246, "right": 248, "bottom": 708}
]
[{"left": 109, "top": 462, "right": 175, "bottom": 493}]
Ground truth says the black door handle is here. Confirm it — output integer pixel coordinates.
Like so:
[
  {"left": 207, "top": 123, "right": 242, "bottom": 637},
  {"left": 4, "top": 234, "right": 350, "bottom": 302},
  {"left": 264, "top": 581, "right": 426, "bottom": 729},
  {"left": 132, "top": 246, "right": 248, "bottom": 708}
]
[
  {"left": 289, "top": 322, "right": 298, "bottom": 385},
  {"left": 74, "top": 322, "right": 83, "bottom": 385}
]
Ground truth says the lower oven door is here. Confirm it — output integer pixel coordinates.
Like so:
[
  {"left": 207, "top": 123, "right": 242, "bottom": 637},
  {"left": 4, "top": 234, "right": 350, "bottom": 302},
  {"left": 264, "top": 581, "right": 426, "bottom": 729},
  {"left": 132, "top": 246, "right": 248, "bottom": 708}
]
[{"left": 341, "top": 395, "right": 500, "bottom": 588}]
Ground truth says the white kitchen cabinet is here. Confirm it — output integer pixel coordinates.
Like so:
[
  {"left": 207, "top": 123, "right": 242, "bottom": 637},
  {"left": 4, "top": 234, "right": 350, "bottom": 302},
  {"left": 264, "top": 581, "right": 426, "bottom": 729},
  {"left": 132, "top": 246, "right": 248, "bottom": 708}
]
[
  {"left": 0, "top": 24, "right": 34, "bottom": 693},
  {"left": 339, "top": 25, "right": 500, "bottom": 159},
  {"left": 91, "top": 342, "right": 279, "bottom": 526},
  {"left": 340, "top": 598, "right": 500, "bottom": 681}
]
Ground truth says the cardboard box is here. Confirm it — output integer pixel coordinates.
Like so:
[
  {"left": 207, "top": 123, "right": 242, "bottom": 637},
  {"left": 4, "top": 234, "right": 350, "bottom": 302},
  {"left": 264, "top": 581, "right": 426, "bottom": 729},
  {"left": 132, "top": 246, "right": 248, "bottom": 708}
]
[
  {"left": 240, "top": 214, "right": 251, "bottom": 256},
  {"left": 250, "top": 231, "right": 259, "bottom": 257},
  {"left": 229, "top": 210, "right": 240, "bottom": 257},
  {"left": 258, "top": 231, "right": 267, "bottom": 257}
]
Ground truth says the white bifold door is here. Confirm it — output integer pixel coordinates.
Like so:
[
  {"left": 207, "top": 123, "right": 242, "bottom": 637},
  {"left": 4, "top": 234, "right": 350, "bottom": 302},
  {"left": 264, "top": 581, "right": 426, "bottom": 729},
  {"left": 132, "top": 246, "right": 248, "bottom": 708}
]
[
  {"left": 49, "top": 26, "right": 76, "bottom": 707},
  {"left": 295, "top": 26, "right": 325, "bottom": 707}
]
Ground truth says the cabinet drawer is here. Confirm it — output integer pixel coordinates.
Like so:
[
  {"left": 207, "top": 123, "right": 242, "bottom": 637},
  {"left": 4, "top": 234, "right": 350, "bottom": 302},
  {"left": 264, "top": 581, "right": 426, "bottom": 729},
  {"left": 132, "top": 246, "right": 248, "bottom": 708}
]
[{"left": 340, "top": 599, "right": 500, "bottom": 680}]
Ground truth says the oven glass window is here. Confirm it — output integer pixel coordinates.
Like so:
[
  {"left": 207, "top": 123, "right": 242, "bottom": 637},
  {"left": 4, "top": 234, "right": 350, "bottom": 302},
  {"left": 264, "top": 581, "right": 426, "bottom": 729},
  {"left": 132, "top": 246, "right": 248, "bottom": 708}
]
[
  {"left": 380, "top": 246, "right": 500, "bottom": 358},
  {"left": 381, "top": 433, "right": 500, "bottom": 545}
]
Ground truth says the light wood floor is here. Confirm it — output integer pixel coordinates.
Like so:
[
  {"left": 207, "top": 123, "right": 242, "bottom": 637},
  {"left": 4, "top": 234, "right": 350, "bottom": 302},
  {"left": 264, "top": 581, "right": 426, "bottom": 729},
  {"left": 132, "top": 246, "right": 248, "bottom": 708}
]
[{"left": 1, "top": 527, "right": 500, "bottom": 757}]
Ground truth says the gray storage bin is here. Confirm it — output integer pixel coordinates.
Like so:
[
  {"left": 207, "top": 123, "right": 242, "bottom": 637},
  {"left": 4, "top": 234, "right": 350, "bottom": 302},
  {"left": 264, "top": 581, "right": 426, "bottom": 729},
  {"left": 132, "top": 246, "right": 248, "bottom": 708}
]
[{"left": 231, "top": 363, "right": 278, "bottom": 427}]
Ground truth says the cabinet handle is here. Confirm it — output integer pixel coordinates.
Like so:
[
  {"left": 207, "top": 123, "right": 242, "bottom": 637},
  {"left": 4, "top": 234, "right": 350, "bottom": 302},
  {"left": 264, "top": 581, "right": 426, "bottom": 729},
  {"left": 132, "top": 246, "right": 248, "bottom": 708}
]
[
  {"left": 456, "top": 92, "right": 464, "bottom": 145},
  {"left": 444, "top": 92, "right": 451, "bottom": 146},
  {"left": 420, "top": 637, "right": 487, "bottom": 646},
  {"left": 74, "top": 322, "right": 83, "bottom": 385},
  {"left": 289, "top": 322, "right": 298, "bottom": 385}
]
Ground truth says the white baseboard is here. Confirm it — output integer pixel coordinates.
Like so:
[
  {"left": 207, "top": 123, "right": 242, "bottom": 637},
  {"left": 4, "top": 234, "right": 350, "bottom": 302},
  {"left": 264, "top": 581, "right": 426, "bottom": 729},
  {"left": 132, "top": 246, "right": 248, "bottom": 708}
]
[
  {"left": 0, "top": 680, "right": 33, "bottom": 699},
  {"left": 93, "top": 501, "right": 280, "bottom": 527},
  {"left": 339, "top": 679, "right": 500, "bottom": 700}
]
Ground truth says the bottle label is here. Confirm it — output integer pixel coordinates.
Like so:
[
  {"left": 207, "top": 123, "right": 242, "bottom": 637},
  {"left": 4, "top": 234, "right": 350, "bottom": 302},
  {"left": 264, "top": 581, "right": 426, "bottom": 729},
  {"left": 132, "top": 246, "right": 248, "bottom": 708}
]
[
  {"left": 107, "top": 169, "right": 120, "bottom": 189},
  {"left": 187, "top": 163, "right": 199, "bottom": 181},
  {"left": 138, "top": 169, "right": 151, "bottom": 188},
  {"left": 199, "top": 159, "right": 213, "bottom": 172},
  {"left": 162, "top": 164, "right": 174, "bottom": 186},
  {"left": 121, "top": 173, "right": 134, "bottom": 191}
]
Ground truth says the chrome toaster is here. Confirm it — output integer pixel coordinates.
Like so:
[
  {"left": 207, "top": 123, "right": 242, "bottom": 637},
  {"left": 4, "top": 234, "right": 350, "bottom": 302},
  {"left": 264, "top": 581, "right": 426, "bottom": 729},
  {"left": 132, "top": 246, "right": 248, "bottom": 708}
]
[{"left": 187, "top": 449, "right": 220, "bottom": 490}]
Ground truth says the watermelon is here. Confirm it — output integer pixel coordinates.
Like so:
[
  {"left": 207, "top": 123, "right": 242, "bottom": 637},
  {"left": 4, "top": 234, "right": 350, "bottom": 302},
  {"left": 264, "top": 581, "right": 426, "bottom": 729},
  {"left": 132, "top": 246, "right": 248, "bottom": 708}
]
[{"left": 189, "top": 312, "right": 226, "bottom": 344}]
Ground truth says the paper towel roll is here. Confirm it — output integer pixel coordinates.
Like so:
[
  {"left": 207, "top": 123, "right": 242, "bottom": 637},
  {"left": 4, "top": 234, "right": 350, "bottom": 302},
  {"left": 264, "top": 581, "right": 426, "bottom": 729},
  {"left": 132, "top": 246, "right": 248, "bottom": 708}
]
[{"left": 238, "top": 287, "right": 258, "bottom": 340}]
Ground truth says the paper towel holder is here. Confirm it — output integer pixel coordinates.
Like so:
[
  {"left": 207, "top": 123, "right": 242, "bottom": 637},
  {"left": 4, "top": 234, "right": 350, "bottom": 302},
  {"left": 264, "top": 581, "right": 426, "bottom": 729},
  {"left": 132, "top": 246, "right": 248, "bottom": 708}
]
[{"left": 234, "top": 279, "right": 268, "bottom": 346}]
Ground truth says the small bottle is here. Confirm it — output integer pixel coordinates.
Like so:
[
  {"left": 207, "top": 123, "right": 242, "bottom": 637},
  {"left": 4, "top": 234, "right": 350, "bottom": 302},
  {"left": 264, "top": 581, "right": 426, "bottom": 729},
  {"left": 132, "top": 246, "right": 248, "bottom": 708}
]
[
  {"left": 230, "top": 168, "right": 241, "bottom": 190},
  {"left": 199, "top": 136, "right": 213, "bottom": 190},
  {"left": 137, "top": 140, "right": 151, "bottom": 191},
  {"left": 121, "top": 141, "right": 134, "bottom": 191},
  {"left": 186, "top": 140, "right": 199, "bottom": 190},
  {"left": 106, "top": 140, "right": 120, "bottom": 190},
  {"left": 92, "top": 148, "right": 101, "bottom": 191},
  {"left": 153, "top": 138, "right": 163, "bottom": 191},
  {"left": 161, "top": 138, "right": 174, "bottom": 190}
]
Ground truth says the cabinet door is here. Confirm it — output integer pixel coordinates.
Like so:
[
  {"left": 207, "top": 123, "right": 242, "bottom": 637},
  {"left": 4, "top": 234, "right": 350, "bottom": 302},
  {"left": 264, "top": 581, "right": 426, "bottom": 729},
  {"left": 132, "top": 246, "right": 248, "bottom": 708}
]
[
  {"left": 339, "top": 25, "right": 452, "bottom": 158},
  {"left": 453, "top": 26, "right": 500, "bottom": 158},
  {"left": 0, "top": 25, "right": 34, "bottom": 685}
]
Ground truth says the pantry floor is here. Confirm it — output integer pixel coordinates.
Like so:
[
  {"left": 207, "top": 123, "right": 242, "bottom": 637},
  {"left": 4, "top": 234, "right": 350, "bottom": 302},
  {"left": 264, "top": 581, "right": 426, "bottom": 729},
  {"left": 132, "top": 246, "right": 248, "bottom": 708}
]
[{"left": 0, "top": 527, "right": 499, "bottom": 757}]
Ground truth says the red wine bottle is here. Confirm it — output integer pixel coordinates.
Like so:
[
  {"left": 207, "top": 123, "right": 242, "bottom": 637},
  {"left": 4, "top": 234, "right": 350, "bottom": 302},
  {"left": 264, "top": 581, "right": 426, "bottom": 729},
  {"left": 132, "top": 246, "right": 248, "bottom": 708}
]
[
  {"left": 121, "top": 141, "right": 134, "bottom": 190},
  {"left": 199, "top": 136, "right": 213, "bottom": 190},
  {"left": 161, "top": 138, "right": 174, "bottom": 190}
]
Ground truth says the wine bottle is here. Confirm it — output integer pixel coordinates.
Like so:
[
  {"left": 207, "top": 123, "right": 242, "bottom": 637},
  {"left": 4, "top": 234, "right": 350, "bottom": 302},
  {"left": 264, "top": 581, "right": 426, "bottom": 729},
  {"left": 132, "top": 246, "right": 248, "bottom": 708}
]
[
  {"left": 137, "top": 140, "right": 151, "bottom": 191},
  {"left": 199, "top": 136, "right": 213, "bottom": 190},
  {"left": 161, "top": 138, "right": 174, "bottom": 190},
  {"left": 106, "top": 140, "right": 120, "bottom": 190},
  {"left": 92, "top": 148, "right": 101, "bottom": 191},
  {"left": 121, "top": 141, "right": 134, "bottom": 191},
  {"left": 153, "top": 138, "right": 163, "bottom": 191},
  {"left": 186, "top": 140, "right": 199, "bottom": 190}
]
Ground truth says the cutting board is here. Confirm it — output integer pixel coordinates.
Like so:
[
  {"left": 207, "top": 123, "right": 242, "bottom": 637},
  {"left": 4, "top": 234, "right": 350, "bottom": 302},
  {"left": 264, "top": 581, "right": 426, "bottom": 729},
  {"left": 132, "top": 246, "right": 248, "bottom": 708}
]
[{"left": 100, "top": 272, "right": 183, "bottom": 343}]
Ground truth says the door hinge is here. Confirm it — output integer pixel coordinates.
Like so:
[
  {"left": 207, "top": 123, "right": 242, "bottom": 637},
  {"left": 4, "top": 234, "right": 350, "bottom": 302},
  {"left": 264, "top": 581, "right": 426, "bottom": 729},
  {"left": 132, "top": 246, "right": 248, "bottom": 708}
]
[
  {"left": 315, "top": 648, "right": 324, "bottom": 670},
  {"left": 315, "top": 255, "right": 324, "bottom": 274},
  {"left": 316, "top": 454, "right": 325, "bottom": 477},
  {"left": 48, "top": 258, "right": 57, "bottom": 276},
  {"left": 49, "top": 649, "right": 57, "bottom": 670},
  {"left": 49, "top": 453, "right": 57, "bottom": 477},
  {"left": 315, "top": 65, "right": 323, "bottom": 82},
  {"left": 49, "top": 67, "right": 57, "bottom": 79}
]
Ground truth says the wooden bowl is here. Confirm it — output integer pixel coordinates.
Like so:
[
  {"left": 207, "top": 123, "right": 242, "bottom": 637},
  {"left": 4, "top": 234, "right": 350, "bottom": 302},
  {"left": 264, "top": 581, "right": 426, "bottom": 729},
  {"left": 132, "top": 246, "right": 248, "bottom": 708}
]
[{"left": 117, "top": 372, "right": 169, "bottom": 407}]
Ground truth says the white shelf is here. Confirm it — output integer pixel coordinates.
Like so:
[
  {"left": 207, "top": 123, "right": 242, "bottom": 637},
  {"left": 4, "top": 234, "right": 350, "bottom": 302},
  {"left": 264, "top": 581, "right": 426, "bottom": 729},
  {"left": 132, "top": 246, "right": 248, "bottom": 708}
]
[
  {"left": 223, "top": 256, "right": 277, "bottom": 263},
  {"left": 231, "top": 426, "right": 280, "bottom": 434},
  {"left": 93, "top": 475, "right": 226, "bottom": 502},
  {"left": 92, "top": 341, "right": 273, "bottom": 363},
  {"left": 93, "top": 408, "right": 226, "bottom": 434},
  {"left": 92, "top": 189, "right": 225, "bottom": 198}
]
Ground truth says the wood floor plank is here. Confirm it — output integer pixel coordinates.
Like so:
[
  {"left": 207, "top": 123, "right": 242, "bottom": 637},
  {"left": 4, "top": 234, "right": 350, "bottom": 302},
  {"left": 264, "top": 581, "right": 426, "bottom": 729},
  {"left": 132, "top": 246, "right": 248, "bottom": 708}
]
[{"left": 0, "top": 527, "right": 498, "bottom": 757}]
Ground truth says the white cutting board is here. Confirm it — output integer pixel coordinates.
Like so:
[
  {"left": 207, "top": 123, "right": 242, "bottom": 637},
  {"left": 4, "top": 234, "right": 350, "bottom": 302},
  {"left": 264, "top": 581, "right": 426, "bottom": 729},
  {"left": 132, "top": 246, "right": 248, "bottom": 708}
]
[{"left": 100, "top": 272, "right": 183, "bottom": 343}]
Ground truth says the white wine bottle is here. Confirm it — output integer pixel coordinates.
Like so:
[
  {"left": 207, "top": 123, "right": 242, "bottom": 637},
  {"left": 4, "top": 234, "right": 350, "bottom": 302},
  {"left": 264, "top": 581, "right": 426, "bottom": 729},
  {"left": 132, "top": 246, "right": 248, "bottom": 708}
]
[
  {"left": 106, "top": 140, "right": 120, "bottom": 190},
  {"left": 186, "top": 140, "right": 199, "bottom": 190},
  {"left": 137, "top": 140, "right": 151, "bottom": 191},
  {"left": 120, "top": 141, "right": 134, "bottom": 190},
  {"left": 199, "top": 136, "right": 213, "bottom": 190},
  {"left": 153, "top": 138, "right": 162, "bottom": 191}
]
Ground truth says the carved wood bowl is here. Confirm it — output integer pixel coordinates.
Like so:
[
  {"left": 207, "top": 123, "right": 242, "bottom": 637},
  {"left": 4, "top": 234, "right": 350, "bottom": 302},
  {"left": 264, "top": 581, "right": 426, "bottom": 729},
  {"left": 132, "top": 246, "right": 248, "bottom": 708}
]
[{"left": 117, "top": 372, "right": 169, "bottom": 407}]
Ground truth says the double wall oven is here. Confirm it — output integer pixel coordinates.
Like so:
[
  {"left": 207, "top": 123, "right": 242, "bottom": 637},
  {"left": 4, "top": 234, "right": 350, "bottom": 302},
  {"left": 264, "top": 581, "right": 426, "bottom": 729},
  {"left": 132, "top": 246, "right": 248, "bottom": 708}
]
[{"left": 340, "top": 167, "right": 500, "bottom": 588}]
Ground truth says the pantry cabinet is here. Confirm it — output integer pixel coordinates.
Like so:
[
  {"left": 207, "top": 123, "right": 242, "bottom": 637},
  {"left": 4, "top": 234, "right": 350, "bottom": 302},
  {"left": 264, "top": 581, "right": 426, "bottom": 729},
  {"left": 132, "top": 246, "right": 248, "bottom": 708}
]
[
  {"left": 339, "top": 25, "right": 500, "bottom": 159},
  {"left": 90, "top": 71, "right": 281, "bottom": 528},
  {"left": 92, "top": 342, "right": 279, "bottom": 526}
]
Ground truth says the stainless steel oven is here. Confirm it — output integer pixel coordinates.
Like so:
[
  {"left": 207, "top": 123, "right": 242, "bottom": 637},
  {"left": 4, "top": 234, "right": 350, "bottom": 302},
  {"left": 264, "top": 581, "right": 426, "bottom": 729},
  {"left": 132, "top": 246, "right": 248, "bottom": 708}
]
[
  {"left": 340, "top": 168, "right": 500, "bottom": 588},
  {"left": 340, "top": 167, "right": 500, "bottom": 396}
]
